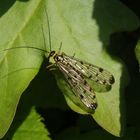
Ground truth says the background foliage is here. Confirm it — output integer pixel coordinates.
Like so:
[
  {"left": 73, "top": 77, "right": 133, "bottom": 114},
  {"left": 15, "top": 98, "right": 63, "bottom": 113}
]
[{"left": 0, "top": 0, "right": 140, "bottom": 139}]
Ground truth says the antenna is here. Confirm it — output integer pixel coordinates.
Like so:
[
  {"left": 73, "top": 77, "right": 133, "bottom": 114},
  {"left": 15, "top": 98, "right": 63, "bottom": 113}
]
[
  {"left": 58, "top": 42, "right": 62, "bottom": 54},
  {"left": 0, "top": 46, "right": 48, "bottom": 54},
  {"left": 44, "top": 8, "right": 52, "bottom": 52},
  {"left": 41, "top": 25, "right": 49, "bottom": 54}
]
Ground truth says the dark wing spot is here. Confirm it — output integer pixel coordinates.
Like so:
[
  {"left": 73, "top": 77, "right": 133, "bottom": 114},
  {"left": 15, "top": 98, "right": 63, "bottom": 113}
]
[
  {"left": 95, "top": 73, "right": 99, "bottom": 76},
  {"left": 80, "top": 61, "right": 84, "bottom": 64},
  {"left": 90, "top": 103, "right": 97, "bottom": 110},
  {"left": 103, "top": 80, "right": 107, "bottom": 85},
  {"left": 66, "top": 63, "right": 70, "bottom": 67},
  {"left": 84, "top": 80, "right": 87, "bottom": 85},
  {"left": 92, "top": 95, "right": 96, "bottom": 99},
  {"left": 96, "top": 79, "right": 99, "bottom": 83},
  {"left": 67, "top": 77, "right": 71, "bottom": 80},
  {"left": 99, "top": 68, "right": 103, "bottom": 72},
  {"left": 109, "top": 76, "right": 115, "bottom": 84},
  {"left": 86, "top": 66, "right": 90, "bottom": 69},
  {"left": 89, "top": 87, "right": 92, "bottom": 91},
  {"left": 88, "top": 75, "right": 92, "bottom": 78},
  {"left": 83, "top": 90, "right": 86, "bottom": 93},
  {"left": 80, "top": 94, "right": 84, "bottom": 99}
]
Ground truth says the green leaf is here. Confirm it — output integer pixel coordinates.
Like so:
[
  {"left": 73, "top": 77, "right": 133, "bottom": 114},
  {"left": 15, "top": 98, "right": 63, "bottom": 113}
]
[
  {"left": 0, "top": 0, "right": 139, "bottom": 138},
  {"left": 46, "top": 0, "right": 139, "bottom": 137},
  {"left": 0, "top": 0, "right": 45, "bottom": 138},
  {"left": 3, "top": 107, "right": 51, "bottom": 140}
]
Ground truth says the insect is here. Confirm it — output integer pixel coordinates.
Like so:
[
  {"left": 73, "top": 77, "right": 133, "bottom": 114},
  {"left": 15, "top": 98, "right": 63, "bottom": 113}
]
[
  {"left": 44, "top": 10, "right": 115, "bottom": 113},
  {"left": 47, "top": 49, "right": 115, "bottom": 113},
  {"left": 0, "top": 10, "right": 115, "bottom": 113}
]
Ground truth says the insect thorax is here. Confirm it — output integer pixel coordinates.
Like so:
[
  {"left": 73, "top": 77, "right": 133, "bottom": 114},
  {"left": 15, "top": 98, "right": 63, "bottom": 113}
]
[{"left": 48, "top": 51, "right": 64, "bottom": 64}]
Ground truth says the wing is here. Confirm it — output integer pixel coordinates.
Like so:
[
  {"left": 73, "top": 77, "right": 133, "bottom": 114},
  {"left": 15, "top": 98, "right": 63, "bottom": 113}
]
[
  {"left": 62, "top": 53, "right": 115, "bottom": 86},
  {"left": 56, "top": 61, "right": 97, "bottom": 111}
]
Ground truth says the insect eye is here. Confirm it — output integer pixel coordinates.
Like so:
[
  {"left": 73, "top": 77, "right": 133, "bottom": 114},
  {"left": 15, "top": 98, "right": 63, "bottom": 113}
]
[
  {"left": 48, "top": 51, "right": 55, "bottom": 58},
  {"left": 51, "top": 51, "right": 55, "bottom": 56}
]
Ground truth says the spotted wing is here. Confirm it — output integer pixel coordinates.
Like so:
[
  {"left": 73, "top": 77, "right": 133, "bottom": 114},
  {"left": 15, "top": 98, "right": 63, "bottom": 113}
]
[
  {"left": 56, "top": 61, "right": 97, "bottom": 111},
  {"left": 62, "top": 53, "right": 115, "bottom": 86}
]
